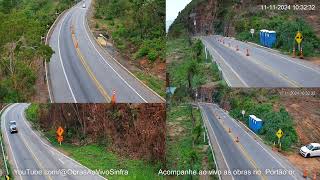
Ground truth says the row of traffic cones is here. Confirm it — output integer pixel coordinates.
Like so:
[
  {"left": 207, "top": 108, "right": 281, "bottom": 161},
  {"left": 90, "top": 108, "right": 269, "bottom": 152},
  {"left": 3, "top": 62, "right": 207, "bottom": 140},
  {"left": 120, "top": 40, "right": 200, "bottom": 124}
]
[
  {"left": 292, "top": 47, "right": 304, "bottom": 59},
  {"left": 218, "top": 38, "right": 250, "bottom": 56},
  {"left": 303, "top": 168, "right": 317, "bottom": 179}
]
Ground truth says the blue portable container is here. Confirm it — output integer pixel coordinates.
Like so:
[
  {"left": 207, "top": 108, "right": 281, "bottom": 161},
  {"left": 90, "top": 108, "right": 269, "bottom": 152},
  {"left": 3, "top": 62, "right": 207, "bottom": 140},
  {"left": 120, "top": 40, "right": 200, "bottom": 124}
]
[
  {"left": 248, "top": 115, "right": 263, "bottom": 133},
  {"left": 268, "top": 31, "right": 276, "bottom": 48},
  {"left": 259, "top": 29, "right": 267, "bottom": 46}
]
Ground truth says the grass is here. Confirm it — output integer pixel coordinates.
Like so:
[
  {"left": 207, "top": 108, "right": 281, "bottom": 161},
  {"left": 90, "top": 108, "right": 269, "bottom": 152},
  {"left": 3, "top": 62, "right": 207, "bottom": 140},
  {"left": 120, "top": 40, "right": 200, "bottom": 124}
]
[
  {"left": 166, "top": 104, "right": 218, "bottom": 180},
  {"left": 133, "top": 72, "right": 165, "bottom": 98},
  {"left": 42, "top": 130, "right": 163, "bottom": 180}
]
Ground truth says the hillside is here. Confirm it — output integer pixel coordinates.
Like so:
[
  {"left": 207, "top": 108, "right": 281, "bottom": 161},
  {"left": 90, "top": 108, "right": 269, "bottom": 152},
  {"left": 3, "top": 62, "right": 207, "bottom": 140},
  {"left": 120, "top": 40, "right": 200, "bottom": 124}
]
[
  {"left": 169, "top": 0, "right": 320, "bottom": 57},
  {"left": 0, "top": 0, "right": 78, "bottom": 102}
]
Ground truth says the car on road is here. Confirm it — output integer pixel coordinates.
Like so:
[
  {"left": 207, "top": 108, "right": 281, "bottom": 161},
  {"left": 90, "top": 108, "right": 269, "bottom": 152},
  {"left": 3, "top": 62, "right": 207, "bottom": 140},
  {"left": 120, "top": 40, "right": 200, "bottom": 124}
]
[
  {"left": 9, "top": 121, "right": 18, "bottom": 134},
  {"left": 300, "top": 143, "right": 320, "bottom": 158},
  {"left": 82, "top": 3, "right": 86, "bottom": 8}
]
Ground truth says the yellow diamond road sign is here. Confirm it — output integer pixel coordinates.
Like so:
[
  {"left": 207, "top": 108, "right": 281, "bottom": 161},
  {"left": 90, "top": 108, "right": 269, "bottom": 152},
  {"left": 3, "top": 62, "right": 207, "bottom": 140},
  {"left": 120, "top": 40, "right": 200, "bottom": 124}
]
[
  {"left": 276, "top": 129, "right": 284, "bottom": 139},
  {"left": 295, "top": 31, "right": 303, "bottom": 44}
]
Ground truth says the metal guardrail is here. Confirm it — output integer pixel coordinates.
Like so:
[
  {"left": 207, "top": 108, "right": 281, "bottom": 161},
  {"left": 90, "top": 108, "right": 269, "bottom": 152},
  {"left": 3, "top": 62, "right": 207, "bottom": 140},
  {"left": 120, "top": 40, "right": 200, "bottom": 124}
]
[{"left": 0, "top": 104, "right": 11, "bottom": 179}]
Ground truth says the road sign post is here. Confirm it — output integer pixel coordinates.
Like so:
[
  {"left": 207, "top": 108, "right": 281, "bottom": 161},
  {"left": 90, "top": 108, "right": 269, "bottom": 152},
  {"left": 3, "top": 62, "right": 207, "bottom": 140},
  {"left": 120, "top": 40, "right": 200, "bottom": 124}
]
[
  {"left": 295, "top": 31, "right": 303, "bottom": 59},
  {"left": 250, "top": 29, "right": 255, "bottom": 38},
  {"left": 56, "top": 127, "right": 64, "bottom": 146},
  {"left": 276, "top": 129, "right": 284, "bottom": 150},
  {"left": 241, "top": 110, "right": 245, "bottom": 119}
]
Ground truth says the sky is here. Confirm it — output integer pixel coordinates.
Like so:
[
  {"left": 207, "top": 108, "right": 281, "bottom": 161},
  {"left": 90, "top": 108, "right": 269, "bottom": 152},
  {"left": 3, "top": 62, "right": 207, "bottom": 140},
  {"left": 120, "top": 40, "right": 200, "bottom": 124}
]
[{"left": 166, "top": 0, "right": 192, "bottom": 22}]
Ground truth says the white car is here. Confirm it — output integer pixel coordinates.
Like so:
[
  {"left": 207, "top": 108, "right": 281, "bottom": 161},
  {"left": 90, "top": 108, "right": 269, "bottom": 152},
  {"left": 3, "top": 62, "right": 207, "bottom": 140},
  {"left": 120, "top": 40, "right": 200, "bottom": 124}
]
[
  {"left": 82, "top": 3, "right": 86, "bottom": 8},
  {"left": 300, "top": 143, "right": 320, "bottom": 158},
  {"left": 9, "top": 121, "right": 18, "bottom": 134}
]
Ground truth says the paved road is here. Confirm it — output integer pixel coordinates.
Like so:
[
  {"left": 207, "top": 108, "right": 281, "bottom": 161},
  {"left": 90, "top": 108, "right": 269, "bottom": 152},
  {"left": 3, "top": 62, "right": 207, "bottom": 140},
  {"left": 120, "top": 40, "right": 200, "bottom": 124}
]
[
  {"left": 201, "top": 35, "right": 320, "bottom": 87},
  {"left": 48, "top": 0, "right": 164, "bottom": 103},
  {"left": 199, "top": 103, "right": 303, "bottom": 180},
  {"left": 1, "top": 104, "right": 105, "bottom": 180}
]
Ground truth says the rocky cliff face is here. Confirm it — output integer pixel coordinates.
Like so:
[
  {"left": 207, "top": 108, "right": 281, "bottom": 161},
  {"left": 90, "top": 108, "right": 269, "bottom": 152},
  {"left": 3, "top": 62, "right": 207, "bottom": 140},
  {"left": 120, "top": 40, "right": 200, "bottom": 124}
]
[
  {"left": 38, "top": 104, "right": 166, "bottom": 162},
  {"left": 172, "top": 0, "right": 320, "bottom": 37}
]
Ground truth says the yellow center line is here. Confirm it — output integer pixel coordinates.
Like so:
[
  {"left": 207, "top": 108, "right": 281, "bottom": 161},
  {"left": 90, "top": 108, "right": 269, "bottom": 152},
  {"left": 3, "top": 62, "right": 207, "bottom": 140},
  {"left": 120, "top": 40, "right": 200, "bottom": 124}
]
[
  {"left": 210, "top": 108, "right": 267, "bottom": 180},
  {"left": 71, "top": 33, "right": 111, "bottom": 102},
  {"left": 221, "top": 39, "right": 301, "bottom": 87},
  {"left": 18, "top": 133, "right": 52, "bottom": 180}
]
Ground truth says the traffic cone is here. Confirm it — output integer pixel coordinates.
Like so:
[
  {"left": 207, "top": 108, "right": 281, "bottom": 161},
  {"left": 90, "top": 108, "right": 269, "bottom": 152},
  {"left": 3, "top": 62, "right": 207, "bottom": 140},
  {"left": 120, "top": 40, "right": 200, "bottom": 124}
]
[
  {"left": 236, "top": 45, "right": 239, "bottom": 51},
  {"left": 300, "top": 47, "right": 304, "bottom": 59},
  {"left": 246, "top": 49, "right": 250, "bottom": 56},
  {"left": 235, "top": 136, "right": 239, "bottom": 142},
  {"left": 111, "top": 90, "right": 116, "bottom": 104},
  {"left": 303, "top": 168, "right": 308, "bottom": 178},
  {"left": 292, "top": 47, "right": 296, "bottom": 58},
  {"left": 75, "top": 41, "right": 78, "bottom": 48}
]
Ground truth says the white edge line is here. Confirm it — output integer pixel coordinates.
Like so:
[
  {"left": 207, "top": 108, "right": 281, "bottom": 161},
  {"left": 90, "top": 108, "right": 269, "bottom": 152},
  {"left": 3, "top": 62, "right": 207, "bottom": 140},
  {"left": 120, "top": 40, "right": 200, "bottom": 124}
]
[
  {"left": 200, "top": 105, "right": 235, "bottom": 180},
  {"left": 45, "top": 9, "right": 68, "bottom": 103},
  {"left": 84, "top": 2, "right": 165, "bottom": 102},
  {"left": 202, "top": 38, "right": 249, "bottom": 87},
  {"left": 212, "top": 104, "right": 299, "bottom": 180},
  {"left": 198, "top": 104, "right": 221, "bottom": 180},
  {"left": 229, "top": 37, "right": 320, "bottom": 75},
  {"left": 57, "top": 9, "right": 77, "bottom": 103},
  {"left": 80, "top": 10, "right": 147, "bottom": 103},
  {"left": 0, "top": 104, "right": 11, "bottom": 175},
  {"left": 19, "top": 104, "right": 106, "bottom": 180},
  {"left": 2, "top": 104, "right": 23, "bottom": 180}
]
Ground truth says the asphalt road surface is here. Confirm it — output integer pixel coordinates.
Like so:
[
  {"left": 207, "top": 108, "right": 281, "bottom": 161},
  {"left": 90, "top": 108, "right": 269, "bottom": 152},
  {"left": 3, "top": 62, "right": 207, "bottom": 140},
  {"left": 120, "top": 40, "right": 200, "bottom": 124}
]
[
  {"left": 1, "top": 104, "right": 105, "bottom": 180},
  {"left": 201, "top": 35, "right": 320, "bottom": 87},
  {"left": 199, "top": 103, "right": 303, "bottom": 180},
  {"left": 48, "top": 0, "right": 164, "bottom": 103}
]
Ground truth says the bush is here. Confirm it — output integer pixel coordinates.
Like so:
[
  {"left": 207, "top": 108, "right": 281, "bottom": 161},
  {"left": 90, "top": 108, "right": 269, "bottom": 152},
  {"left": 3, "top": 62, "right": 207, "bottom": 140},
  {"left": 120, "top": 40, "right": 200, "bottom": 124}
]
[
  {"left": 147, "top": 50, "right": 158, "bottom": 61},
  {"left": 25, "top": 104, "right": 40, "bottom": 123}
]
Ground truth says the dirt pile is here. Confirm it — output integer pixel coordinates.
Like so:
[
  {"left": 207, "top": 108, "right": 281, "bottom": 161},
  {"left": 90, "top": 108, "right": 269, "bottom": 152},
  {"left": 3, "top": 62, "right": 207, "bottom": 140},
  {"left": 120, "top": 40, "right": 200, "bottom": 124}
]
[{"left": 38, "top": 104, "right": 166, "bottom": 162}]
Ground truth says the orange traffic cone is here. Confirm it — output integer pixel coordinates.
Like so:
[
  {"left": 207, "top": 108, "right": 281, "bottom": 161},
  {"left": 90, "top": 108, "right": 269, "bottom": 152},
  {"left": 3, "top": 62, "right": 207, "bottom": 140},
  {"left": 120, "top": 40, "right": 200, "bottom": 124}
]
[
  {"left": 246, "top": 49, "right": 250, "bottom": 56},
  {"left": 292, "top": 47, "right": 296, "bottom": 58},
  {"left": 111, "top": 90, "right": 116, "bottom": 104},
  {"left": 300, "top": 47, "right": 304, "bottom": 59},
  {"left": 303, "top": 168, "right": 308, "bottom": 178},
  {"left": 235, "top": 136, "right": 239, "bottom": 142}
]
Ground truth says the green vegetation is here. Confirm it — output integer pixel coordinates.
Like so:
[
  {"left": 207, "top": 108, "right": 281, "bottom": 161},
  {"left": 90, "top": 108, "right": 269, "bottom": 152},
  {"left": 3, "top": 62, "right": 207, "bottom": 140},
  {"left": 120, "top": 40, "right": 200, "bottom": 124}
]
[
  {"left": 25, "top": 104, "right": 40, "bottom": 123},
  {"left": 94, "top": 0, "right": 165, "bottom": 62},
  {"left": 213, "top": 89, "right": 298, "bottom": 151},
  {"left": 44, "top": 133, "right": 162, "bottom": 180},
  {"left": 167, "top": 104, "right": 218, "bottom": 180},
  {"left": 134, "top": 72, "right": 165, "bottom": 98},
  {"left": 235, "top": 12, "right": 320, "bottom": 57},
  {"left": 0, "top": 0, "right": 76, "bottom": 102},
  {"left": 167, "top": 34, "right": 222, "bottom": 102}
]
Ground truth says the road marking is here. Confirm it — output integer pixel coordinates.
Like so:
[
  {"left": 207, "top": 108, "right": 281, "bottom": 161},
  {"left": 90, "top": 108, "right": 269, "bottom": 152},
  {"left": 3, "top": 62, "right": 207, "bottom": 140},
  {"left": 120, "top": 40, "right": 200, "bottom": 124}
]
[
  {"left": 208, "top": 107, "right": 266, "bottom": 180},
  {"left": 58, "top": 158, "right": 65, "bottom": 164},
  {"left": 219, "top": 39, "right": 301, "bottom": 87},
  {"left": 58, "top": 10, "right": 77, "bottom": 102},
  {"left": 202, "top": 38, "right": 249, "bottom": 87},
  {"left": 80, "top": 11, "right": 148, "bottom": 103},
  {"left": 225, "top": 36, "right": 320, "bottom": 76},
  {"left": 200, "top": 105, "right": 235, "bottom": 180},
  {"left": 212, "top": 104, "right": 299, "bottom": 180},
  {"left": 2, "top": 104, "right": 23, "bottom": 180},
  {"left": 71, "top": 32, "right": 111, "bottom": 102},
  {"left": 19, "top": 133, "right": 52, "bottom": 180},
  {"left": 198, "top": 104, "right": 221, "bottom": 180},
  {"left": 18, "top": 104, "right": 106, "bottom": 180}
]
